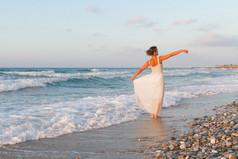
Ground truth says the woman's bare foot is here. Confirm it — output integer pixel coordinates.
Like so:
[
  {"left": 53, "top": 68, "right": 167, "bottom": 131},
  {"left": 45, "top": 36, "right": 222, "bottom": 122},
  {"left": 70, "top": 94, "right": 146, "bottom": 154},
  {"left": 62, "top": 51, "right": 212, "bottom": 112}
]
[
  {"left": 154, "top": 115, "right": 158, "bottom": 119},
  {"left": 151, "top": 114, "right": 154, "bottom": 119}
]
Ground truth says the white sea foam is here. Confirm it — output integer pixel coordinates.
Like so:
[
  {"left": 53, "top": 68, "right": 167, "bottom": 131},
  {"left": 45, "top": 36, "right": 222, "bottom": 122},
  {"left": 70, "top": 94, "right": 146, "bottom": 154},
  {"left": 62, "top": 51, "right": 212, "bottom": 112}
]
[
  {"left": 0, "top": 78, "right": 64, "bottom": 92},
  {"left": 163, "top": 75, "right": 238, "bottom": 107},
  {"left": 90, "top": 68, "right": 106, "bottom": 72},
  {"left": 0, "top": 94, "right": 141, "bottom": 146},
  {"left": 2, "top": 70, "right": 55, "bottom": 77},
  {"left": 2, "top": 70, "right": 130, "bottom": 79},
  {"left": 163, "top": 69, "right": 210, "bottom": 77}
]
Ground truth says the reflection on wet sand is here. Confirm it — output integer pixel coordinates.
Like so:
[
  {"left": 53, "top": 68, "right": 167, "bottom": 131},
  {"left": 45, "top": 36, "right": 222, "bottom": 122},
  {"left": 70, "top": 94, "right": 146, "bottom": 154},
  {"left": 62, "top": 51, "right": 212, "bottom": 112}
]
[
  {"left": 130, "top": 117, "right": 170, "bottom": 158},
  {"left": 120, "top": 117, "right": 171, "bottom": 159},
  {"left": 136, "top": 117, "right": 169, "bottom": 141}
]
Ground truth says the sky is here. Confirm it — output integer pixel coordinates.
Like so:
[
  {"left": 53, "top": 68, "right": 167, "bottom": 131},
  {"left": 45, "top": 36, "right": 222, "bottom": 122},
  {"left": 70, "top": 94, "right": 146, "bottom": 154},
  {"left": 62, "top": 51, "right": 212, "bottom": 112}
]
[{"left": 0, "top": 0, "right": 238, "bottom": 68}]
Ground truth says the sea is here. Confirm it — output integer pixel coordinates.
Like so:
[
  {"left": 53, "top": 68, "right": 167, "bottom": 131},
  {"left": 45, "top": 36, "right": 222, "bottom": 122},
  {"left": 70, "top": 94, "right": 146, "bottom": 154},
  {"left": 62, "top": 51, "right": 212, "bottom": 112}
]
[{"left": 0, "top": 67, "right": 237, "bottom": 147}]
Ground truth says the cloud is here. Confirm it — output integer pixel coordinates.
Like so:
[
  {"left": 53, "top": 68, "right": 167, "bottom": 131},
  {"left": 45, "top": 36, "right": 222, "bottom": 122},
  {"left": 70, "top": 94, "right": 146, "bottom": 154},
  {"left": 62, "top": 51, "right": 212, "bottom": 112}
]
[
  {"left": 154, "top": 28, "right": 169, "bottom": 32},
  {"left": 126, "top": 15, "right": 147, "bottom": 24},
  {"left": 171, "top": 19, "right": 198, "bottom": 25},
  {"left": 86, "top": 5, "right": 100, "bottom": 14},
  {"left": 191, "top": 33, "right": 238, "bottom": 47},
  {"left": 66, "top": 28, "right": 73, "bottom": 32},
  {"left": 126, "top": 15, "right": 157, "bottom": 27},
  {"left": 92, "top": 32, "right": 106, "bottom": 37},
  {"left": 195, "top": 24, "right": 217, "bottom": 32},
  {"left": 143, "top": 21, "right": 157, "bottom": 27}
]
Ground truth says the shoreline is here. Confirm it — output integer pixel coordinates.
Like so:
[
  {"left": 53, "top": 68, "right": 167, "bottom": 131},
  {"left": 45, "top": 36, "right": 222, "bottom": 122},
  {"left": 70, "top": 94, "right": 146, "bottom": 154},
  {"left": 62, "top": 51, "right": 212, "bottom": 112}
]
[{"left": 0, "top": 92, "right": 237, "bottom": 159}]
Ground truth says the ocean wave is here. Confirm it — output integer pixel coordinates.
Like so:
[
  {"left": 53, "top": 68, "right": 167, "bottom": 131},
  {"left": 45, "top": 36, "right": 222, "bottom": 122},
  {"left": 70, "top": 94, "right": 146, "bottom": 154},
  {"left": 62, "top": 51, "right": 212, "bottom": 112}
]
[
  {"left": 0, "top": 94, "right": 141, "bottom": 146},
  {"left": 2, "top": 70, "right": 55, "bottom": 77},
  {"left": 90, "top": 68, "right": 107, "bottom": 72},
  {"left": 191, "top": 75, "right": 238, "bottom": 88},
  {"left": 163, "top": 75, "right": 238, "bottom": 107},
  {"left": 1, "top": 70, "right": 130, "bottom": 79},
  {"left": 0, "top": 70, "right": 131, "bottom": 92},
  {"left": 0, "top": 78, "right": 65, "bottom": 92},
  {"left": 163, "top": 69, "right": 210, "bottom": 77}
]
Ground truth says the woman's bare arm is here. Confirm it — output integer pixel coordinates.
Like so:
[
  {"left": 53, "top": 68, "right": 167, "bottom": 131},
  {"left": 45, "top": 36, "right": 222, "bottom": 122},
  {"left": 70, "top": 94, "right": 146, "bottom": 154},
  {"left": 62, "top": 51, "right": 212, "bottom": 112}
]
[
  {"left": 159, "top": 50, "right": 188, "bottom": 63},
  {"left": 131, "top": 61, "right": 150, "bottom": 81}
]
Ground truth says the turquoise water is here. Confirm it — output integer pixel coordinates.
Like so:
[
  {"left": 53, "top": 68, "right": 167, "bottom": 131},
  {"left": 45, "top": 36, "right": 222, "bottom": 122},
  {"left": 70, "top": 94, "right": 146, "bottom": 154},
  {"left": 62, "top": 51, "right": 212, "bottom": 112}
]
[{"left": 0, "top": 67, "right": 237, "bottom": 146}]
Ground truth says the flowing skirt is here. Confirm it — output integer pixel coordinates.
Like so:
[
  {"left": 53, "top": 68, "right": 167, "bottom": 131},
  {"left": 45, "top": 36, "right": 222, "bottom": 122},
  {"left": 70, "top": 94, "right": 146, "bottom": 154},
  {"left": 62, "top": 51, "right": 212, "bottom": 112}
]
[{"left": 133, "top": 73, "right": 164, "bottom": 116}]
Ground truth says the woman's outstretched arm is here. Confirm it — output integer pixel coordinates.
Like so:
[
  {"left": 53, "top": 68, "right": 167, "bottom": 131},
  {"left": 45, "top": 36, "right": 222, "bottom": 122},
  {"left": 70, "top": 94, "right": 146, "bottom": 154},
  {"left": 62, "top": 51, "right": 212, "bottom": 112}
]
[
  {"left": 131, "top": 61, "right": 149, "bottom": 81},
  {"left": 159, "top": 50, "right": 188, "bottom": 63}
]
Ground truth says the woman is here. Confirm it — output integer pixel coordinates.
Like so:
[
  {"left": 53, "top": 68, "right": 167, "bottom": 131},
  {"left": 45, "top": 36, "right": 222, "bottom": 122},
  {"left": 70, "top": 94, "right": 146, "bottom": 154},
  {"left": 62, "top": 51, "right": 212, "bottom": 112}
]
[{"left": 131, "top": 46, "right": 188, "bottom": 119}]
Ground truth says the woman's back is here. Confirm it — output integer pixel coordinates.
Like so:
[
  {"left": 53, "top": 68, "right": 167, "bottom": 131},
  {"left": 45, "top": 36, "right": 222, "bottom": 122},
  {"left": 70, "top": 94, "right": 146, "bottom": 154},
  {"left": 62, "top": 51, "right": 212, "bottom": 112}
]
[{"left": 148, "top": 57, "right": 163, "bottom": 74}]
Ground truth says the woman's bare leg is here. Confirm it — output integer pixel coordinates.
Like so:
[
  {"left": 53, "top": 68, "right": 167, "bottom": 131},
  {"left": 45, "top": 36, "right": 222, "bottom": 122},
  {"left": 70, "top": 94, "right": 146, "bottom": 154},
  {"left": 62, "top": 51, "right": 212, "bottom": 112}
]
[
  {"left": 155, "top": 103, "right": 161, "bottom": 119},
  {"left": 151, "top": 114, "right": 154, "bottom": 119}
]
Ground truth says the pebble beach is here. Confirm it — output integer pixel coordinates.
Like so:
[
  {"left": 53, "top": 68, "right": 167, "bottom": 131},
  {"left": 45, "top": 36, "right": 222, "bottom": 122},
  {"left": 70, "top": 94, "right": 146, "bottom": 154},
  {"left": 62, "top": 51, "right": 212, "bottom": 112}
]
[{"left": 141, "top": 101, "right": 238, "bottom": 159}]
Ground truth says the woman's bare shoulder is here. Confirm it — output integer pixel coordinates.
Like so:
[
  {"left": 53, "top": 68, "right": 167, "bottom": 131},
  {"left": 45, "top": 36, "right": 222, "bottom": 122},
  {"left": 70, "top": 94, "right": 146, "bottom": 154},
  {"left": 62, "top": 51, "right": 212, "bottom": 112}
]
[{"left": 158, "top": 56, "right": 163, "bottom": 64}]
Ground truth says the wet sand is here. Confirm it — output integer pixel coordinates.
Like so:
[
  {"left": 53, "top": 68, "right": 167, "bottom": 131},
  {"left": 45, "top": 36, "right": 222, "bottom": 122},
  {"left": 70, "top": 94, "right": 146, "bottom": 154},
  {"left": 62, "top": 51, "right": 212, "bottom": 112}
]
[{"left": 0, "top": 92, "right": 237, "bottom": 159}]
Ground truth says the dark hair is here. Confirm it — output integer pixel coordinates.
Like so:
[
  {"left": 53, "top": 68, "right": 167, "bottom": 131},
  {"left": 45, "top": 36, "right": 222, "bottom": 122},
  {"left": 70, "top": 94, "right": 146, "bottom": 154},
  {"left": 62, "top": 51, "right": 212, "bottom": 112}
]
[{"left": 146, "top": 46, "right": 158, "bottom": 56}]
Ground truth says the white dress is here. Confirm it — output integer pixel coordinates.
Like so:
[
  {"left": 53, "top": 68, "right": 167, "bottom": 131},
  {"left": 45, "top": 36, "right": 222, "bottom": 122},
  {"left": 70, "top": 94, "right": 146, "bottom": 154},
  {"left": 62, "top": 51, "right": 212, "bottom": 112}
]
[{"left": 133, "top": 58, "right": 164, "bottom": 116}]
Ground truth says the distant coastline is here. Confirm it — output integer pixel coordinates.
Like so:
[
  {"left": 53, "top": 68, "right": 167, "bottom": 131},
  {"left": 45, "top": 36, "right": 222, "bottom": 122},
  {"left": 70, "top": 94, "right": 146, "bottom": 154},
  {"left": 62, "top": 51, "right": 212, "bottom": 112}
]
[{"left": 192, "top": 64, "right": 238, "bottom": 69}]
